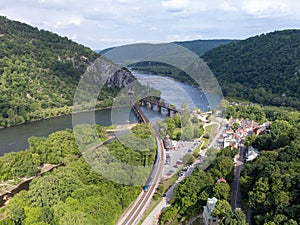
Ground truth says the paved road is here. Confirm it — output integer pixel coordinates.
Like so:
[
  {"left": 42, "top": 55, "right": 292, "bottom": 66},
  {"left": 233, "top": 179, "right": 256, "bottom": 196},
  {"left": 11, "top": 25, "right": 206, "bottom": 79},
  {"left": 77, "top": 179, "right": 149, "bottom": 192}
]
[
  {"left": 142, "top": 116, "right": 226, "bottom": 225},
  {"left": 141, "top": 158, "right": 202, "bottom": 225},
  {"left": 230, "top": 145, "right": 246, "bottom": 210}
]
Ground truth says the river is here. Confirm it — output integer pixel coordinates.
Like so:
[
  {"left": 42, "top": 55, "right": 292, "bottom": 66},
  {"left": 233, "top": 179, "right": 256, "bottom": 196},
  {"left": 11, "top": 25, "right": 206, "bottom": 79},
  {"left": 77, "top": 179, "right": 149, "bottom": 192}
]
[{"left": 0, "top": 72, "right": 220, "bottom": 155}]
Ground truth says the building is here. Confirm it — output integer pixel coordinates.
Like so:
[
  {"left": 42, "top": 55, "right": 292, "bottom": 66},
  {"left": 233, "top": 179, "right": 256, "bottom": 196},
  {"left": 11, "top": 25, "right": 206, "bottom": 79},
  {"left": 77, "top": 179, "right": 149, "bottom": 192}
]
[
  {"left": 217, "top": 178, "right": 227, "bottom": 183},
  {"left": 246, "top": 146, "right": 259, "bottom": 161},
  {"left": 203, "top": 197, "right": 219, "bottom": 225},
  {"left": 163, "top": 135, "right": 174, "bottom": 150}
]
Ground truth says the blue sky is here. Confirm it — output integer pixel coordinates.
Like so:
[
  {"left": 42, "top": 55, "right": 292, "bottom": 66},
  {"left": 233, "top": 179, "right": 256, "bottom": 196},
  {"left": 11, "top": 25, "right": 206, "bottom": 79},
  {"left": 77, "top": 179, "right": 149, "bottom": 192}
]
[{"left": 1, "top": 0, "right": 300, "bottom": 50}]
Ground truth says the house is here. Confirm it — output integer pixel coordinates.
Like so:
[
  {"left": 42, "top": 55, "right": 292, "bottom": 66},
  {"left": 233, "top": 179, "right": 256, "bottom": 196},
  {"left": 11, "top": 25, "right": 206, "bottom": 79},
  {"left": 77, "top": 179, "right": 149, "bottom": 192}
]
[
  {"left": 246, "top": 146, "right": 259, "bottom": 161},
  {"left": 223, "top": 135, "right": 239, "bottom": 149},
  {"left": 203, "top": 197, "right": 219, "bottom": 225}
]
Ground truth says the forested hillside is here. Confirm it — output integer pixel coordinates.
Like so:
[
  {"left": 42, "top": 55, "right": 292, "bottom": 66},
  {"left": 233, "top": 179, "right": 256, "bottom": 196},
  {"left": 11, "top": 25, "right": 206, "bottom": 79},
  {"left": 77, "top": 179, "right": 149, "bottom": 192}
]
[
  {"left": 0, "top": 16, "right": 136, "bottom": 128},
  {"left": 0, "top": 123, "right": 156, "bottom": 224},
  {"left": 226, "top": 103, "right": 300, "bottom": 225},
  {"left": 175, "top": 39, "right": 238, "bottom": 56},
  {"left": 202, "top": 30, "right": 300, "bottom": 109},
  {"left": 0, "top": 16, "right": 100, "bottom": 127}
]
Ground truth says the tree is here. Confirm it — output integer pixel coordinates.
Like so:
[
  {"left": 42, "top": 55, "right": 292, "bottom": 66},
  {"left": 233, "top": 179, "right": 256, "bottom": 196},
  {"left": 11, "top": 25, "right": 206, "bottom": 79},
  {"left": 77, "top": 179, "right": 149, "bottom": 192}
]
[
  {"left": 232, "top": 123, "right": 239, "bottom": 132},
  {"left": 211, "top": 200, "right": 231, "bottom": 219},
  {"left": 245, "top": 134, "right": 256, "bottom": 147},
  {"left": 23, "top": 206, "right": 53, "bottom": 225},
  {"left": 58, "top": 210, "right": 89, "bottom": 225},
  {"left": 213, "top": 182, "right": 231, "bottom": 200},
  {"left": 4, "top": 190, "right": 29, "bottom": 224},
  {"left": 249, "top": 177, "right": 270, "bottom": 207},
  {"left": 159, "top": 206, "right": 179, "bottom": 225},
  {"left": 28, "top": 175, "right": 62, "bottom": 207},
  {"left": 221, "top": 210, "right": 247, "bottom": 225}
]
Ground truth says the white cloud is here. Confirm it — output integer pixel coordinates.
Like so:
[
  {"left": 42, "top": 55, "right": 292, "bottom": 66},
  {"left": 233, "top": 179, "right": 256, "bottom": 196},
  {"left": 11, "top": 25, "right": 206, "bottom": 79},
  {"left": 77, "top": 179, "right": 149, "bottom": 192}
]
[
  {"left": 161, "top": 0, "right": 190, "bottom": 13},
  {"left": 241, "top": 0, "right": 289, "bottom": 17},
  {"left": 1, "top": 0, "right": 300, "bottom": 49},
  {"left": 53, "top": 18, "right": 81, "bottom": 29},
  {"left": 220, "top": 1, "right": 237, "bottom": 12}
]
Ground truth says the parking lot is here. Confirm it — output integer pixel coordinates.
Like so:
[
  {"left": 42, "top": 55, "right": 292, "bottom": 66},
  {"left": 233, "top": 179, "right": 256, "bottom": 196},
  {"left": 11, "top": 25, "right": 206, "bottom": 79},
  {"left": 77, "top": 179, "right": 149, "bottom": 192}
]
[{"left": 162, "top": 140, "right": 200, "bottom": 178}]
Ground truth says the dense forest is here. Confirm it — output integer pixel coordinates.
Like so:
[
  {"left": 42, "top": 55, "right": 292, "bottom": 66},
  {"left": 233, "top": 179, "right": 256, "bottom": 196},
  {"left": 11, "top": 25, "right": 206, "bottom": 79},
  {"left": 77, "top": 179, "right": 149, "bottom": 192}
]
[
  {"left": 0, "top": 16, "right": 138, "bottom": 128},
  {"left": 0, "top": 123, "right": 157, "bottom": 224},
  {"left": 0, "top": 16, "right": 100, "bottom": 127},
  {"left": 225, "top": 102, "right": 300, "bottom": 225},
  {"left": 203, "top": 30, "right": 300, "bottom": 109}
]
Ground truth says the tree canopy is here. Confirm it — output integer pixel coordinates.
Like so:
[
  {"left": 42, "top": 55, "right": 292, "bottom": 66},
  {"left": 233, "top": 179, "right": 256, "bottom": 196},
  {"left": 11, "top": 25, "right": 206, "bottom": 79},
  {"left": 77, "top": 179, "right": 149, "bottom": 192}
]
[{"left": 203, "top": 30, "right": 300, "bottom": 109}]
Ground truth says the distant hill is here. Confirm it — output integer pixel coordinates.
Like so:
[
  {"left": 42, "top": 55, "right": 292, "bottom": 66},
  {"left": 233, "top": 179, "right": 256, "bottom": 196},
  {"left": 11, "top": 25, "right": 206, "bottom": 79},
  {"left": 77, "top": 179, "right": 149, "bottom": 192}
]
[
  {"left": 174, "top": 39, "right": 238, "bottom": 56},
  {"left": 202, "top": 30, "right": 300, "bottom": 109},
  {"left": 97, "top": 39, "right": 237, "bottom": 55},
  {"left": 0, "top": 16, "right": 134, "bottom": 127},
  {"left": 123, "top": 39, "right": 237, "bottom": 85}
]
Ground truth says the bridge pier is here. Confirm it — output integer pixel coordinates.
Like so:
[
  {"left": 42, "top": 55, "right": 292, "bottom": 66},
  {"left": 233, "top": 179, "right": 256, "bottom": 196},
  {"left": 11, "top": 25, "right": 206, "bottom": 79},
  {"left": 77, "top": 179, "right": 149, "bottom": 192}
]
[
  {"left": 158, "top": 105, "right": 162, "bottom": 113},
  {"left": 139, "top": 97, "right": 179, "bottom": 117},
  {"left": 140, "top": 99, "right": 145, "bottom": 106},
  {"left": 166, "top": 109, "right": 170, "bottom": 117}
]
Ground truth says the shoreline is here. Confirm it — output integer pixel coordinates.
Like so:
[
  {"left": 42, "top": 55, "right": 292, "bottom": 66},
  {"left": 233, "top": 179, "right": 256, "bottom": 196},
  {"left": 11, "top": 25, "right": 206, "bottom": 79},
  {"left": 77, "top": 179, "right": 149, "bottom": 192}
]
[{"left": 0, "top": 104, "right": 132, "bottom": 130}]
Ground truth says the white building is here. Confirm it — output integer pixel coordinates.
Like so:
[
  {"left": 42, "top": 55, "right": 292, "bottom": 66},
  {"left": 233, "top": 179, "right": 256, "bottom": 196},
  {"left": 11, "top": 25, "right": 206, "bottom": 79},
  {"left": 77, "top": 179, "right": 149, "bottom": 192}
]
[
  {"left": 203, "top": 197, "right": 219, "bottom": 225},
  {"left": 246, "top": 146, "right": 259, "bottom": 161}
]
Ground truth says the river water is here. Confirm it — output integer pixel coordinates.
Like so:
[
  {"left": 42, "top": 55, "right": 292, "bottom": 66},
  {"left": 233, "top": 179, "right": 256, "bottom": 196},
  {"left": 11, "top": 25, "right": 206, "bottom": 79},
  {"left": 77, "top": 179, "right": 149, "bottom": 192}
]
[{"left": 0, "top": 72, "right": 220, "bottom": 155}]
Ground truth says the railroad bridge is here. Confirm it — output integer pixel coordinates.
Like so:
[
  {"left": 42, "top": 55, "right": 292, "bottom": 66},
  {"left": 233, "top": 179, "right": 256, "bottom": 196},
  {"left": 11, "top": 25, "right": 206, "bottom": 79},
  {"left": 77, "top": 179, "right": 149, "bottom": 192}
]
[
  {"left": 128, "top": 92, "right": 149, "bottom": 123},
  {"left": 140, "top": 97, "right": 179, "bottom": 117}
]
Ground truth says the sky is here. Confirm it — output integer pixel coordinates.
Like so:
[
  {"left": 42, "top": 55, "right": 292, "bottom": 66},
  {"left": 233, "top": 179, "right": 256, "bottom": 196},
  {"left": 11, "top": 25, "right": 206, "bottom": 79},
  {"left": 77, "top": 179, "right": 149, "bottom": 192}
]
[{"left": 1, "top": 0, "right": 300, "bottom": 50}]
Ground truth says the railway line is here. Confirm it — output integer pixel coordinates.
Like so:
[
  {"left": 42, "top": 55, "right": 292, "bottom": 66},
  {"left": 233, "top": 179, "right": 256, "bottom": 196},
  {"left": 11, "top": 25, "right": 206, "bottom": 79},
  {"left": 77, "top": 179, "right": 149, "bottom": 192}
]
[{"left": 117, "top": 94, "right": 165, "bottom": 225}]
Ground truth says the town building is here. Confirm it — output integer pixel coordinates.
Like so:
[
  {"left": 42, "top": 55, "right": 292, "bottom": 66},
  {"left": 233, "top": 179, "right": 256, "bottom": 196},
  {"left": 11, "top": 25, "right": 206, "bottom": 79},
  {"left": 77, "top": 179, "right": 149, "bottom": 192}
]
[
  {"left": 163, "top": 135, "right": 174, "bottom": 150},
  {"left": 203, "top": 197, "right": 219, "bottom": 225},
  {"left": 246, "top": 146, "right": 259, "bottom": 161}
]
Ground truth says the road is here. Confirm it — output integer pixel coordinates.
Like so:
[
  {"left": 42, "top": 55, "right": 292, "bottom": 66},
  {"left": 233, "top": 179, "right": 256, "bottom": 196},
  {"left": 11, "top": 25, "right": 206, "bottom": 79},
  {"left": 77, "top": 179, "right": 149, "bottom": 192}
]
[
  {"left": 141, "top": 157, "right": 203, "bottom": 225},
  {"left": 230, "top": 145, "right": 246, "bottom": 210},
  {"left": 142, "top": 116, "right": 226, "bottom": 225}
]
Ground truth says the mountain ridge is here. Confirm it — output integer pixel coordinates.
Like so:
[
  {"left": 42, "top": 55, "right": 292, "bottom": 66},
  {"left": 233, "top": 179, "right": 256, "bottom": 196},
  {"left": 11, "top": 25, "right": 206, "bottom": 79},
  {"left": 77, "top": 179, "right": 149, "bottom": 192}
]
[
  {"left": 202, "top": 29, "right": 300, "bottom": 109},
  {"left": 0, "top": 16, "right": 134, "bottom": 127}
]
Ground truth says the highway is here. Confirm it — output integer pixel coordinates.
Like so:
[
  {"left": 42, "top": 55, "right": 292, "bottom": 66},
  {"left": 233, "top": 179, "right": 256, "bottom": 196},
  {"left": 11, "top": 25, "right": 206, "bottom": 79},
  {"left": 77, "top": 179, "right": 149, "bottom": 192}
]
[{"left": 117, "top": 95, "right": 165, "bottom": 225}]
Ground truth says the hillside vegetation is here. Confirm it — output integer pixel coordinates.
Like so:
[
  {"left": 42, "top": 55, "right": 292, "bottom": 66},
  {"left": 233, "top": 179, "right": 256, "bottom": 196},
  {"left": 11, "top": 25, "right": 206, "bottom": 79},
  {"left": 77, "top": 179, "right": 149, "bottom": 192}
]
[
  {"left": 202, "top": 30, "right": 300, "bottom": 109},
  {"left": 0, "top": 16, "right": 101, "bottom": 127},
  {"left": 0, "top": 123, "right": 156, "bottom": 224},
  {"left": 0, "top": 16, "right": 137, "bottom": 128},
  {"left": 226, "top": 103, "right": 300, "bottom": 225}
]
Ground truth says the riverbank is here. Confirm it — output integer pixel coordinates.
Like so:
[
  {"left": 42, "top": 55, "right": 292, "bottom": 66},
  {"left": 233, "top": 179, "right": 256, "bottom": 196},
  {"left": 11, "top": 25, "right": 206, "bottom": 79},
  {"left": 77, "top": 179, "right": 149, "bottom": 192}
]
[{"left": 0, "top": 100, "right": 132, "bottom": 129}]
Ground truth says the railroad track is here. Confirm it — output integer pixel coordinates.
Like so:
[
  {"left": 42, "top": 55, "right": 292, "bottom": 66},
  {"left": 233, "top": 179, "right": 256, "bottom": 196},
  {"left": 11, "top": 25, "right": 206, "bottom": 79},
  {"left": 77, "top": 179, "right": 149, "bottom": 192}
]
[
  {"left": 119, "top": 139, "right": 164, "bottom": 225},
  {"left": 117, "top": 95, "right": 165, "bottom": 225}
]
